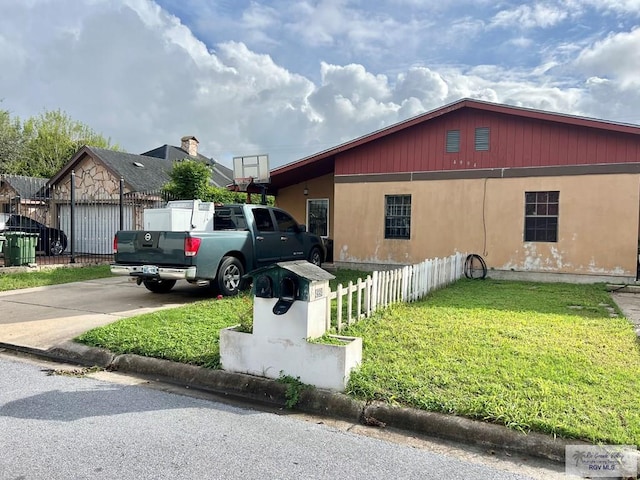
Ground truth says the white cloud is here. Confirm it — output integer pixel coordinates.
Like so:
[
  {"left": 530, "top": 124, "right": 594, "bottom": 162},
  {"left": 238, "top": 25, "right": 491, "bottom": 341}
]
[
  {"left": 393, "top": 68, "right": 449, "bottom": 106},
  {"left": 573, "top": 27, "right": 640, "bottom": 88},
  {"left": 239, "top": 2, "right": 281, "bottom": 47},
  {"left": 319, "top": 63, "right": 392, "bottom": 102},
  {"left": 286, "top": 0, "right": 351, "bottom": 47},
  {"left": 580, "top": 0, "right": 640, "bottom": 14},
  {"left": 242, "top": 2, "right": 279, "bottom": 30},
  {"left": 507, "top": 36, "right": 535, "bottom": 48},
  {"left": 491, "top": 3, "right": 569, "bottom": 29}
]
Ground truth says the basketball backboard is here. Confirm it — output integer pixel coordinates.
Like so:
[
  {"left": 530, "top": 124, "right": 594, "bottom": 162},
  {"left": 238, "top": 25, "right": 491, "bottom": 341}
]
[{"left": 233, "top": 155, "right": 270, "bottom": 191}]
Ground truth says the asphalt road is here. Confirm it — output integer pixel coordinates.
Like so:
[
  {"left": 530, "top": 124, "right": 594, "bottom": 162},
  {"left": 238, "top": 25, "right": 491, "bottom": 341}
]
[
  {"left": 0, "top": 277, "right": 211, "bottom": 349},
  {"left": 0, "top": 354, "right": 572, "bottom": 480}
]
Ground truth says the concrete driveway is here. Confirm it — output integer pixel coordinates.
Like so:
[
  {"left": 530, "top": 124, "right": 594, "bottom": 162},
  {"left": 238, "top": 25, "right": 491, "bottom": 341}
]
[
  {"left": 0, "top": 277, "right": 213, "bottom": 350},
  {"left": 4, "top": 275, "right": 640, "bottom": 351}
]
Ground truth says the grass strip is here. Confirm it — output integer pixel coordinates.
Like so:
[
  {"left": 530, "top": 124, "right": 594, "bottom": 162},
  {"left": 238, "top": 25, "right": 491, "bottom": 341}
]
[
  {"left": 343, "top": 280, "right": 640, "bottom": 446},
  {"left": 0, "top": 265, "right": 112, "bottom": 291},
  {"left": 77, "top": 293, "right": 253, "bottom": 368}
]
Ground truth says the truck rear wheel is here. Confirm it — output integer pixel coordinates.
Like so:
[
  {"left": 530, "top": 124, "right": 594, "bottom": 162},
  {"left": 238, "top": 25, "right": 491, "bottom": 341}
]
[
  {"left": 216, "top": 256, "right": 244, "bottom": 296},
  {"left": 143, "top": 279, "right": 176, "bottom": 293}
]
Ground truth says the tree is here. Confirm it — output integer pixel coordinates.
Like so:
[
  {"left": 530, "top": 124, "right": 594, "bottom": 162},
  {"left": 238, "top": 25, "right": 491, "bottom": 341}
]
[
  {"left": 163, "top": 159, "right": 274, "bottom": 204},
  {"left": 0, "top": 109, "right": 27, "bottom": 174},
  {"left": 21, "top": 109, "right": 119, "bottom": 177},
  {"left": 163, "top": 159, "right": 212, "bottom": 200},
  {"left": 0, "top": 107, "right": 119, "bottom": 178}
]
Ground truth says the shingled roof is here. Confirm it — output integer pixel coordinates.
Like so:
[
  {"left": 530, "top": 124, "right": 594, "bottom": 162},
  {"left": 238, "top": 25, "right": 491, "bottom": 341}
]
[
  {"left": 49, "top": 142, "right": 234, "bottom": 193},
  {"left": 92, "top": 147, "right": 174, "bottom": 192},
  {"left": 142, "top": 144, "right": 234, "bottom": 188},
  {"left": 47, "top": 146, "right": 173, "bottom": 192},
  {"left": 0, "top": 174, "right": 49, "bottom": 198}
]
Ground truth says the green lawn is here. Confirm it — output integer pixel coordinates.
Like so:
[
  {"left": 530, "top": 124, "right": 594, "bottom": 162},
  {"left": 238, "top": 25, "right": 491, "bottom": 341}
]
[
  {"left": 74, "top": 274, "right": 640, "bottom": 446},
  {"left": 342, "top": 280, "right": 640, "bottom": 446},
  {"left": 0, "top": 265, "right": 112, "bottom": 291}
]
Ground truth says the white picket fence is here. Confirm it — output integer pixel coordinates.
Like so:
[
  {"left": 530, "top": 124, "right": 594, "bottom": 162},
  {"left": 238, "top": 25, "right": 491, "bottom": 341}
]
[{"left": 326, "top": 252, "right": 466, "bottom": 333}]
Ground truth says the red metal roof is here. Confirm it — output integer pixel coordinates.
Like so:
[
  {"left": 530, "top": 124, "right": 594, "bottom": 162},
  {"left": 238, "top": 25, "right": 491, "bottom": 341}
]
[{"left": 268, "top": 98, "right": 640, "bottom": 191}]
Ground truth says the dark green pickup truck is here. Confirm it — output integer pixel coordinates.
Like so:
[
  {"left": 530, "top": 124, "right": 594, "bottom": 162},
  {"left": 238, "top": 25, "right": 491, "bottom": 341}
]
[{"left": 110, "top": 204, "right": 325, "bottom": 295}]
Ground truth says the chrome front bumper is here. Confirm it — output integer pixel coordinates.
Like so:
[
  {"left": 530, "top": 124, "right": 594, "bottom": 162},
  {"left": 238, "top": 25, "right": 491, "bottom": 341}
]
[{"left": 110, "top": 264, "right": 197, "bottom": 281}]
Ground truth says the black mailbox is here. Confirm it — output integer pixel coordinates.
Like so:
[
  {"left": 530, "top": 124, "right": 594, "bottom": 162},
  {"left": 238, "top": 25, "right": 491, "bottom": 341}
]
[
  {"left": 254, "top": 274, "right": 274, "bottom": 298},
  {"left": 273, "top": 275, "right": 298, "bottom": 315},
  {"left": 246, "top": 260, "right": 335, "bottom": 315}
]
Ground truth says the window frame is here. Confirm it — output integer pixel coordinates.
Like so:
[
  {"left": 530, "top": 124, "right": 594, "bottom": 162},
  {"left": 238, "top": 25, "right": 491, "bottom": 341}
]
[
  {"left": 384, "top": 194, "right": 411, "bottom": 240},
  {"left": 213, "top": 205, "right": 247, "bottom": 230},
  {"left": 306, "top": 198, "right": 329, "bottom": 238},
  {"left": 252, "top": 207, "right": 276, "bottom": 232},
  {"left": 524, "top": 191, "right": 559, "bottom": 242},
  {"left": 273, "top": 209, "right": 299, "bottom": 233}
]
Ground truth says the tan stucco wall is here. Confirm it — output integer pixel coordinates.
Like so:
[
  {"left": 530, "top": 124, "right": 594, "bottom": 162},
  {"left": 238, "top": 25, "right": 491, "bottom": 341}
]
[
  {"left": 330, "top": 174, "right": 639, "bottom": 277},
  {"left": 275, "top": 174, "right": 335, "bottom": 234}
]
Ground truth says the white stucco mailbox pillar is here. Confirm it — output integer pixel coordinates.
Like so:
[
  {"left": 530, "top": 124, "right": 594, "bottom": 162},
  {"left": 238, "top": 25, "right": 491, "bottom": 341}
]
[{"left": 219, "top": 260, "right": 363, "bottom": 391}]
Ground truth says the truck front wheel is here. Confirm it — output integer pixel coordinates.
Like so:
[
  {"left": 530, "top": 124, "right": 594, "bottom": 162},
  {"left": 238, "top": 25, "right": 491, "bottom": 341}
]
[
  {"left": 143, "top": 279, "right": 176, "bottom": 293},
  {"left": 217, "top": 256, "right": 244, "bottom": 296}
]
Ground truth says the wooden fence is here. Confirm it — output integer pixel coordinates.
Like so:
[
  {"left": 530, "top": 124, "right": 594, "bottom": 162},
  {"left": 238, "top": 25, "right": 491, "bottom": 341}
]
[{"left": 326, "top": 252, "right": 466, "bottom": 333}]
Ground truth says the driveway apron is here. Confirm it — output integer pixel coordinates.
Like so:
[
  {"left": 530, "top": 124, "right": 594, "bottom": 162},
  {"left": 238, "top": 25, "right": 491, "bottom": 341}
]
[{"left": 0, "top": 277, "right": 206, "bottom": 350}]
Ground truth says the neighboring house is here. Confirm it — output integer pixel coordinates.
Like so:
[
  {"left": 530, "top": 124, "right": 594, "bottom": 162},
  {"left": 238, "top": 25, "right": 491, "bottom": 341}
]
[
  {"left": 46, "top": 136, "right": 234, "bottom": 254},
  {"left": 269, "top": 98, "right": 640, "bottom": 282},
  {"left": 143, "top": 135, "right": 234, "bottom": 189},
  {"left": 0, "top": 175, "right": 49, "bottom": 224}
]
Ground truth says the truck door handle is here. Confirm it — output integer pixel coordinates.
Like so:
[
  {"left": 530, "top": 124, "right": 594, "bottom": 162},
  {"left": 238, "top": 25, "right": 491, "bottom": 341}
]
[
  {"left": 256, "top": 236, "right": 264, "bottom": 241},
  {"left": 280, "top": 236, "right": 288, "bottom": 241}
]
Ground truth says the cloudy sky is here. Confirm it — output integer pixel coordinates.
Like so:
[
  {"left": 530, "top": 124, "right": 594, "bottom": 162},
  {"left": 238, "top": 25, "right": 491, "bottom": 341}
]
[{"left": 1, "top": 0, "right": 639, "bottom": 170}]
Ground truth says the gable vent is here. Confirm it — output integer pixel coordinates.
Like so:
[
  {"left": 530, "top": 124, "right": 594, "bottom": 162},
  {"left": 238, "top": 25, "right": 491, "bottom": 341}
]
[
  {"left": 446, "top": 130, "right": 460, "bottom": 153},
  {"left": 475, "top": 127, "right": 490, "bottom": 151}
]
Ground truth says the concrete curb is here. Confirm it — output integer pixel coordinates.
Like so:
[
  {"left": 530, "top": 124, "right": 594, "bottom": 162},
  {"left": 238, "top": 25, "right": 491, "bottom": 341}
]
[
  {"left": 3, "top": 341, "right": 592, "bottom": 464},
  {"left": 361, "top": 402, "right": 583, "bottom": 463},
  {"left": 47, "top": 341, "right": 116, "bottom": 367}
]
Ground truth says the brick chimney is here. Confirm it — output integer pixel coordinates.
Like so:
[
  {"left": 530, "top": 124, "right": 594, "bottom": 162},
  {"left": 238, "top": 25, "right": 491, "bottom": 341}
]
[{"left": 181, "top": 135, "right": 199, "bottom": 157}]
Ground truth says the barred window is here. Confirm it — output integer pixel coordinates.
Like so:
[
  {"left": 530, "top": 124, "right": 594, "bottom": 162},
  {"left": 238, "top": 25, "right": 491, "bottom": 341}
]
[
  {"left": 307, "top": 198, "right": 329, "bottom": 237},
  {"left": 385, "top": 195, "right": 411, "bottom": 239},
  {"left": 524, "top": 191, "right": 559, "bottom": 242}
]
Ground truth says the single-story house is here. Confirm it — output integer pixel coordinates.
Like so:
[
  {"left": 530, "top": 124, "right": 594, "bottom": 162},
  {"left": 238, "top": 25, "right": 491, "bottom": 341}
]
[
  {"left": 142, "top": 135, "right": 233, "bottom": 189},
  {"left": 0, "top": 175, "right": 49, "bottom": 223},
  {"left": 47, "top": 136, "right": 233, "bottom": 254},
  {"left": 268, "top": 98, "right": 640, "bottom": 283}
]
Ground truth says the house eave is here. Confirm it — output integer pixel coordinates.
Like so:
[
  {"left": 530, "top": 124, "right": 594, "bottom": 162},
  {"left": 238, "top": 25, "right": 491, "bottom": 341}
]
[{"left": 269, "top": 98, "right": 640, "bottom": 191}]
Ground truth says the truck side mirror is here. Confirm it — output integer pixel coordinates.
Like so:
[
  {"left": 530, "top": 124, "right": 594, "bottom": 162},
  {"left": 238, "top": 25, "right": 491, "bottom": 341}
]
[{"left": 272, "top": 276, "right": 297, "bottom": 315}]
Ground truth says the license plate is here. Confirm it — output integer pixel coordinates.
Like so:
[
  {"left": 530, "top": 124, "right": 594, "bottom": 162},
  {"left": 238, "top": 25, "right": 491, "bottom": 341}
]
[{"left": 142, "top": 265, "right": 158, "bottom": 275}]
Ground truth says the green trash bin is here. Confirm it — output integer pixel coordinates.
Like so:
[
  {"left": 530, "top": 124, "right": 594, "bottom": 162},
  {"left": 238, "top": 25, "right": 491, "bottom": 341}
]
[{"left": 4, "top": 232, "right": 38, "bottom": 267}]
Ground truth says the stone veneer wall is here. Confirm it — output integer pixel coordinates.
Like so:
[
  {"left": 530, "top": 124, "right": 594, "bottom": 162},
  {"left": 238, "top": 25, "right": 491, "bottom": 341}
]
[
  {"left": 0, "top": 184, "right": 50, "bottom": 225},
  {"left": 51, "top": 153, "right": 168, "bottom": 231},
  {"left": 54, "top": 155, "right": 126, "bottom": 200}
]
